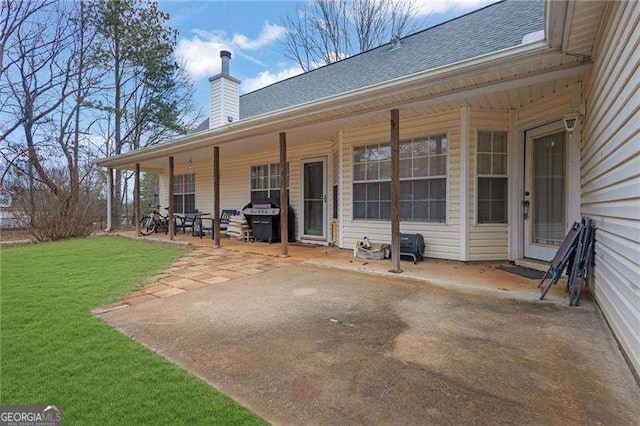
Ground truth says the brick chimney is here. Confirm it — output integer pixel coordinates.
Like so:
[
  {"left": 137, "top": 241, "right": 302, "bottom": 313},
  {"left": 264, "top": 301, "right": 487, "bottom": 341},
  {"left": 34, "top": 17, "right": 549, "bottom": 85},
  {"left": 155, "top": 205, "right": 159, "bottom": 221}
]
[{"left": 209, "top": 50, "right": 240, "bottom": 129}]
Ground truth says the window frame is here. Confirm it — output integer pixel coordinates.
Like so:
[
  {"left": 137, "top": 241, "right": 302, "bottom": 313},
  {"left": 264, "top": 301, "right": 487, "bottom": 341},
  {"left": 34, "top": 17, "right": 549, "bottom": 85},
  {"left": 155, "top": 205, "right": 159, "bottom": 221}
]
[
  {"left": 475, "top": 130, "right": 508, "bottom": 225},
  {"left": 250, "top": 162, "right": 290, "bottom": 203},
  {"left": 173, "top": 173, "right": 196, "bottom": 214},
  {"left": 351, "top": 131, "right": 449, "bottom": 224}
]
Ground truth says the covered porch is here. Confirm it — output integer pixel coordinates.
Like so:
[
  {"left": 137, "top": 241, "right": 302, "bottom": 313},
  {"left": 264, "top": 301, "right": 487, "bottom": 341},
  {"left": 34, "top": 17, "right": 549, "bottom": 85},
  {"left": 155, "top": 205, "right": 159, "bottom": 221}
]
[{"left": 100, "top": 42, "right": 589, "bottom": 272}]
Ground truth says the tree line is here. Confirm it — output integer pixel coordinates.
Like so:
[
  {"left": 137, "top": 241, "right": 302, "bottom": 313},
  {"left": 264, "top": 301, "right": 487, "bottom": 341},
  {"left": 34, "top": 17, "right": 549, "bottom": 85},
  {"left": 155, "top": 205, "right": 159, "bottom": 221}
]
[{"left": 0, "top": 0, "right": 201, "bottom": 240}]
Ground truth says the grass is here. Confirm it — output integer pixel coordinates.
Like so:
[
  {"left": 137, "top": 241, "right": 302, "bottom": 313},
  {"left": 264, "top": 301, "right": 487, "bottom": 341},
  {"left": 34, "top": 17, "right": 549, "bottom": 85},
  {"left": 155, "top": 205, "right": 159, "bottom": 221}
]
[{"left": 0, "top": 236, "right": 265, "bottom": 425}]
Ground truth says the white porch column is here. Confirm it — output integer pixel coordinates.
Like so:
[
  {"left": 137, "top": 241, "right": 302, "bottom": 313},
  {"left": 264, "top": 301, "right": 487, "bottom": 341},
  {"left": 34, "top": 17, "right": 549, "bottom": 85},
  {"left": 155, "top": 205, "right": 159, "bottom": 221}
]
[
  {"left": 459, "top": 105, "right": 470, "bottom": 261},
  {"left": 105, "top": 167, "right": 113, "bottom": 232},
  {"left": 507, "top": 109, "right": 521, "bottom": 261},
  {"left": 134, "top": 163, "right": 140, "bottom": 236}
]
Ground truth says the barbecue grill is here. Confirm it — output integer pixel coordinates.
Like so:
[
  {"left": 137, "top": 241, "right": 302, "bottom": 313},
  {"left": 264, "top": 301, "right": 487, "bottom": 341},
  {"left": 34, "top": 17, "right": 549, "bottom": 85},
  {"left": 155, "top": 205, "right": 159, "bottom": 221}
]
[{"left": 242, "top": 198, "right": 295, "bottom": 243}]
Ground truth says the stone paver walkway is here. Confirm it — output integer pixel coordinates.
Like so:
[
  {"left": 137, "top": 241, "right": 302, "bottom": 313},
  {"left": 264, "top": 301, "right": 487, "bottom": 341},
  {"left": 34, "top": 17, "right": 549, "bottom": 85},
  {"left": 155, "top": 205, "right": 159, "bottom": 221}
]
[{"left": 94, "top": 247, "right": 302, "bottom": 313}]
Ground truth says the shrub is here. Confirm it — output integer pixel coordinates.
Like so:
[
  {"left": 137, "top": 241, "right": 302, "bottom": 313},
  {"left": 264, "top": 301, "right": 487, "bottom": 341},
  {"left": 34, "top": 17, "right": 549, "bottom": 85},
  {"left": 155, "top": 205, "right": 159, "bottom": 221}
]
[{"left": 7, "top": 171, "right": 102, "bottom": 241}]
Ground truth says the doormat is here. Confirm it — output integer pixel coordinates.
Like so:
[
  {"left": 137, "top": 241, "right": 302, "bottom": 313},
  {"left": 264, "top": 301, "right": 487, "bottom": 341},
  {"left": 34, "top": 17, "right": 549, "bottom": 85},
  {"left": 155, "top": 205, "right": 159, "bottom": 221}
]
[{"left": 497, "top": 265, "right": 546, "bottom": 280}]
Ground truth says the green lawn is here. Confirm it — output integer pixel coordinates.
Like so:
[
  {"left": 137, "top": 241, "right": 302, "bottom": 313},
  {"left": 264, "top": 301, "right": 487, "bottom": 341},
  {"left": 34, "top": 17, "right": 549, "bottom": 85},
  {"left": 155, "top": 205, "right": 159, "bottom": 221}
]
[{"left": 0, "top": 236, "right": 265, "bottom": 425}]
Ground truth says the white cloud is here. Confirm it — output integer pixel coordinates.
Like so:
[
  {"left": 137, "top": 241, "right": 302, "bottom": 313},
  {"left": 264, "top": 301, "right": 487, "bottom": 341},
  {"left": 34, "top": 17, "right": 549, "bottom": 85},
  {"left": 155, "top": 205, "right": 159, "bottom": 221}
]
[
  {"left": 232, "top": 22, "right": 287, "bottom": 50},
  {"left": 175, "top": 22, "right": 287, "bottom": 80},
  {"left": 242, "top": 66, "right": 302, "bottom": 93},
  {"left": 176, "top": 34, "right": 229, "bottom": 80},
  {"left": 414, "top": 0, "right": 498, "bottom": 17}
]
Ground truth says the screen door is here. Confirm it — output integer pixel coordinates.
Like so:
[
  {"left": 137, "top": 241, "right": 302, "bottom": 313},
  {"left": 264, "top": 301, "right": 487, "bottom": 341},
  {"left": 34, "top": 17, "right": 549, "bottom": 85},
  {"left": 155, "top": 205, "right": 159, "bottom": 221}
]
[
  {"left": 524, "top": 125, "right": 567, "bottom": 261},
  {"left": 301, "top": 158, "right": 326, "bottom": 238}
]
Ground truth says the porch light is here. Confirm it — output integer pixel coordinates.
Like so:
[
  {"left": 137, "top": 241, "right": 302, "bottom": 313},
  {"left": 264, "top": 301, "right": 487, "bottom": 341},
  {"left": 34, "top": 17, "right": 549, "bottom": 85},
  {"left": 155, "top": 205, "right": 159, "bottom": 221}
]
[{"left": 563, "top": 111, "right": 580, "bottom": 133}]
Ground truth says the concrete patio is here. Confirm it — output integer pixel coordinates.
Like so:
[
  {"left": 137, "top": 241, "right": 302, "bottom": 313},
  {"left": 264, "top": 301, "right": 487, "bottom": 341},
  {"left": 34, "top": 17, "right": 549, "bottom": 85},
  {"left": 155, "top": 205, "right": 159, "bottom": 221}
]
[{"left": 96, "top": 240, "right": 640, "bottom": 424}]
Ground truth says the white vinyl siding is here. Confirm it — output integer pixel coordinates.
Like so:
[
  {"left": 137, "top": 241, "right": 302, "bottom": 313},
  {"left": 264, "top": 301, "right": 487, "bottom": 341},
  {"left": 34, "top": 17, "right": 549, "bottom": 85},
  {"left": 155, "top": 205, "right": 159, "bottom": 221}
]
[
  {"left": 340, "top": 111, "right": 460, "bottom": 259},
  {"left": 581, "top": 1, "right": 640, "bottom": 375},
  {"left": 209, "top": 77, "right": 240, "bottom": 129}
]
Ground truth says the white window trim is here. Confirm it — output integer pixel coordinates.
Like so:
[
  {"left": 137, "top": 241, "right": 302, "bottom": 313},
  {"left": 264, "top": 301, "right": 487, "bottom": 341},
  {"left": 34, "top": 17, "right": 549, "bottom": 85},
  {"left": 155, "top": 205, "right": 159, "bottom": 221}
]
[
  {"left": 250, "top": 162, "right": 290, "bottom": 201},
  {"left": 350, "top": 132, "right": 450, "bottom": 224},
  {"left": 475, "top": 129, "right": 508, "bottom": 226},
  {"left": 173, "top": 173, "right": 195, "bottom": 214}
]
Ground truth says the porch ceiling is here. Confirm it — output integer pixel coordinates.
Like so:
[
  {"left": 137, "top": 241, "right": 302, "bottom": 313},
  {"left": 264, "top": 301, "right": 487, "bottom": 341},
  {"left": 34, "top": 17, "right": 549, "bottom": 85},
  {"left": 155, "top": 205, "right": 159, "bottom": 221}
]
[{"left": 103, "top": 46, "right": 590, "bottom": 172}]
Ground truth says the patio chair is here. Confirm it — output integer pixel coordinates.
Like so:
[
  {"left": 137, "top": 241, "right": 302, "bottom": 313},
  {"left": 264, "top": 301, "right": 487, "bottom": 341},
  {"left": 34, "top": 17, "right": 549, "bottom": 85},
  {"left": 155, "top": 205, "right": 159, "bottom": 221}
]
[
  {"left": 174, "top": 210, "right": 198, "bottom": 235},
  {"left": 195, "top": 209, "right": 238, "bottom": 238}
]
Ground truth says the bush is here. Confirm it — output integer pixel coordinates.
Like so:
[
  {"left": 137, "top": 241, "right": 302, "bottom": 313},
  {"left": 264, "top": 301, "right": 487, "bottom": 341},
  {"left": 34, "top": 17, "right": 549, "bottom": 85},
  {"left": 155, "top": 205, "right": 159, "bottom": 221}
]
[{"left": 7, "top": 172, "right": 102, "bottom": 242}]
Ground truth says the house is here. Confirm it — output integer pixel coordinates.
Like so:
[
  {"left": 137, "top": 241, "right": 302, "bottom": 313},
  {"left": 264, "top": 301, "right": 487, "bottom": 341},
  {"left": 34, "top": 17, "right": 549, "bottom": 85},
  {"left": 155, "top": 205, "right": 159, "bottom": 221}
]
[
  {"left": 98, "top": 0, "right": 640, "bottom": 376},
  {"left": 0, "top": 191, "right": 25, "bottom": 229}
]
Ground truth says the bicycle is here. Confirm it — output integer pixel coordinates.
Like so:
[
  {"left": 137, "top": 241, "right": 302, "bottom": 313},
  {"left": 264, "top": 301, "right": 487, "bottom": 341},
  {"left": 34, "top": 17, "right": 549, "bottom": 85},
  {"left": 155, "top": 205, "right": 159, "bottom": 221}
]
[{"left": 139, "top": 207, "right": 171, "bottom": 236}]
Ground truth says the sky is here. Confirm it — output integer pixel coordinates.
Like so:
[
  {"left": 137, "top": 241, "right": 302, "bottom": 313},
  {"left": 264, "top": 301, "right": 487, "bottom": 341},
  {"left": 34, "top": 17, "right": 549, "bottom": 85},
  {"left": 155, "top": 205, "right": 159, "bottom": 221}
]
[{"left": 159, "top": 0, "right": 499, "bottom": 115}]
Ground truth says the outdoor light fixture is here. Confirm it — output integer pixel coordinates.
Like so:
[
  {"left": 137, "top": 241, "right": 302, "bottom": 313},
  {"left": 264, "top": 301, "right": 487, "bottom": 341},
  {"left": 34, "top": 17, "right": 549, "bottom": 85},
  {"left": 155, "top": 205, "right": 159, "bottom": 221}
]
[
  {"left": 563, "top": 111, "right": 581, "bottom": 133},
  {"left": 227, "top": 116, "right": 234, "bottom": 123}
]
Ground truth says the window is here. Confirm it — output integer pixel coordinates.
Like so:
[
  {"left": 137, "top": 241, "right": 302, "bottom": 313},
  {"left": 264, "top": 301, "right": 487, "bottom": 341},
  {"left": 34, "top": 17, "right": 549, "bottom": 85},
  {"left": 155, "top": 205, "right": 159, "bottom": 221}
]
[
  {"left": 352, "top": 134, "right": 447, "bottom": 222},
  {"left": 173, "top": 174, "right": 195, "bottom": 214},
  {"left": 477, "top": 131, "right": 507, "bottom": 224},
  {"left": 251, "top": 163, "right": 289, "bottom": 203}
]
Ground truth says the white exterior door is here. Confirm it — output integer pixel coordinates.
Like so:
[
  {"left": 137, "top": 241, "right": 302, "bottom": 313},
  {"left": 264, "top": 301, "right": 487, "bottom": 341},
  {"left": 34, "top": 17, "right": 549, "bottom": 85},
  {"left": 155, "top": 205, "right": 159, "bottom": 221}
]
[
  {"left": 524, "top": 123, "right": 568, "bottom": 261},
  {"left": 301, "top": 157, "right": 327, "bottom": 240}
]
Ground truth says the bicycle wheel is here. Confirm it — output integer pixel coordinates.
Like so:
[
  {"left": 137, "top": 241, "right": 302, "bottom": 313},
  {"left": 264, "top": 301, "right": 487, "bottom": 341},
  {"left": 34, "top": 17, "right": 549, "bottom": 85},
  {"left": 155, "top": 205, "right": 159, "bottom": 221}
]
[{"left": 140, "top": 216, "right": 156, "bottom": 236}]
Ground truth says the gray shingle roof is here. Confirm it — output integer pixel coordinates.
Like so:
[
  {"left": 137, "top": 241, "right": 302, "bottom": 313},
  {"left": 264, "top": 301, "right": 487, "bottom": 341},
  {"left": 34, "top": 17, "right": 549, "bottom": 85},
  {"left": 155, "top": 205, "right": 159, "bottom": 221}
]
[
  {"left": 188, "top": 0, "right": 543, "bottom": 131},
  {"left": 238, "top": 0, "right": 543, "bottom": 119},
  {"left": 193, "top": 118, "right": 209, "bottom": 133}
]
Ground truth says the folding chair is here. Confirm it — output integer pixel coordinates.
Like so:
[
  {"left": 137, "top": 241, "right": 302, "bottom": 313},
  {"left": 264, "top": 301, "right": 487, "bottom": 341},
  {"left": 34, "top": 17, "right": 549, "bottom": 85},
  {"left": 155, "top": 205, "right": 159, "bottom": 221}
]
[
  {"left": 568, "top": 218, "right": 595, "bottom": 306},
  {"left": 539, "top": 221, "right": 581, "bottom": 300}
]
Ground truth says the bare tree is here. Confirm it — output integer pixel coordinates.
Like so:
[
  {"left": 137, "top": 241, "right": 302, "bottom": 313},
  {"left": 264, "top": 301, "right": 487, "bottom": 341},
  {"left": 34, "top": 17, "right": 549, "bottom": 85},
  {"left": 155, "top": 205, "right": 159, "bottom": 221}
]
[
  {"left": 0, "top": 1, "right": 104, "bottom": 240},
  {"left": 0, "top": 0, "right": 54, "bottom": 76},
  {"left": 281, "top": 0, "right": 423, "bottom": 71},
  {"left": 0, "top": 0, "right": 200, "bottom": 238},
  {"left": 1, "top": 1, "right": 77, "bottom": 195}
]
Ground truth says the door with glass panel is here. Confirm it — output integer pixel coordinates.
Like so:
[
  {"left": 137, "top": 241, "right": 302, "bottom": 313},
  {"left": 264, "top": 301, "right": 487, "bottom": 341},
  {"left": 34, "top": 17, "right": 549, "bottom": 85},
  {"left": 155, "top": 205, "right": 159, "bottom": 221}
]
[
  {"left": 301, "top": 158, "right": 326, "bottom": 239},
  {"left": 524, "top": 123, "right": 567, "bottom": 261}
]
